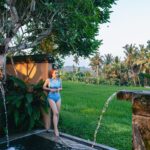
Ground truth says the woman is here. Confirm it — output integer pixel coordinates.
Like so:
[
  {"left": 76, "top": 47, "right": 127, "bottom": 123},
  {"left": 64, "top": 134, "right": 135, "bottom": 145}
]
[{"left": 43, "top": 69, "right": 62, "bottom": 137}]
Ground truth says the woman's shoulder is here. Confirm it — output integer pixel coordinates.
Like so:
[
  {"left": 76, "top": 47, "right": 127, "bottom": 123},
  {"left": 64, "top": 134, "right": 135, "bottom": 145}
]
[{"left": 46, "top": 78, "right": 51, "bottom": 82}]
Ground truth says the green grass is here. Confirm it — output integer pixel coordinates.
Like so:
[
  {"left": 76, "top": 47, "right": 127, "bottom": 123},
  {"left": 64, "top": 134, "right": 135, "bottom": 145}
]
[{"left": 59, "top": 81, "right": 147, "bottom": 150}]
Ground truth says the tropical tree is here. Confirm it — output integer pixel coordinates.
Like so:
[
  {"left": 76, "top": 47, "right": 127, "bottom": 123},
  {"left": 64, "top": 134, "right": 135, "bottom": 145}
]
[
  {"left": 89, "top": 52, "right": 103, "bottom": 77},
  {"left": 133, "top": 43, "right": 150, "bottom": 86},
  {"left": 102, "top": 53, "right": 114, "bottom": 81},
  {"left": 123, "top": 44, "right": 139, "bottom": 69},
  {"left": 103, "top": 53, "right": 114, "bottom": 65},
  {"left": 0, "top": 0, "right": 118, "bottom": 134},
  {"left": 0, "top": 0, "right": 116, "bottom": 82},
  {"left": 111, "top": 56, "right": 121, "bottom": 78},
  {"left": 123, "top": 44, "right": 139, "bottom": 85}
]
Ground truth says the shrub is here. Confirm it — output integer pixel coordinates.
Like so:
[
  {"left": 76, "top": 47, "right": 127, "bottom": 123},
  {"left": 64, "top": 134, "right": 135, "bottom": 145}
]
[{"left": 0, "top": 76, "right": 49, "bottom": 135}]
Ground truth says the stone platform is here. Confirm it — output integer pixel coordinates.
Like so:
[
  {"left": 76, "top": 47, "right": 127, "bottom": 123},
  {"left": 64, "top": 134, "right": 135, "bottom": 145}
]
[{"left": 117, "top": 90, "right": 150, "bottom": 150}]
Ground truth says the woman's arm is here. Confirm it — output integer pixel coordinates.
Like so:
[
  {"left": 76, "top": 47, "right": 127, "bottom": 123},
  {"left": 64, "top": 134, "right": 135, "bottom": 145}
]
[
  {"left": 43, "top": 79, "right": 51, "bottom": 91},
  {"left": 43, "top": 79, "right": 59, "bottom": 92},
  {"left": 58, "top": 79, "right": 62, "bottom": 91}
]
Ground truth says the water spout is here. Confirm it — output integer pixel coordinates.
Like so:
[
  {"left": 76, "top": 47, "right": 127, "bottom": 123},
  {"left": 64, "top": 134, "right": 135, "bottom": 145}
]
[
  {"left": 0, "top": 82, "right": 10, "bottom": 148},
  {"left": 92, "top": 92, "right": 116, "bottom": 148}
]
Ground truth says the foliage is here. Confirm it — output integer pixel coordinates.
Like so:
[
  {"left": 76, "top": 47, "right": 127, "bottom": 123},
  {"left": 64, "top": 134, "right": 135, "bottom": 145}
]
[
  {"left": 139, "top": 73, "right": 150, "bottom": 86},
  {"left": 89, "top": 52, "right": 103, "bottom": 77},
  {"left": 64, "top": 39, "right": 150, "bottom": 86},
  {"left": 141, "top": 73, "right": 150, "bottom": 79},
  {"left": 87, "top": 41, "right": 150, "bottom": 87},
  {"left": 0, "top": 0, "right": 116, "bottom": 57},
  {"left": 0, "top": 76, "right": 48, "bottom": 134},
  {"left": 62, "top": 71, "right": 110, "bottom": 85}
]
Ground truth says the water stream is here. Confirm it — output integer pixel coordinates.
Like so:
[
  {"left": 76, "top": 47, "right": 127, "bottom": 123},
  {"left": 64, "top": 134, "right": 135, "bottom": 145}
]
[
  {"left": 92, "top": 92, "right": 117, "bottom": 148},
  {"left": 0, "top": 82, "right": 10, "bottom": 148}
]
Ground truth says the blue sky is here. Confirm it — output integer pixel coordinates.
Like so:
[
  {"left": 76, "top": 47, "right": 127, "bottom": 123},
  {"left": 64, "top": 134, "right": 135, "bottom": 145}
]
[{"left": 64, "top": 0, "right": 150, "bottom": 67}]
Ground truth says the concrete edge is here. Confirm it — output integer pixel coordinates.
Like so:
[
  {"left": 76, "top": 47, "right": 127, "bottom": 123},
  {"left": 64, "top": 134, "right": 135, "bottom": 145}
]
[
  {"left": 0, "top": 129, "right": 117, "bottom": 150},
  {"left": 58, "top": 130, "right": 117, "bottom": 150}
]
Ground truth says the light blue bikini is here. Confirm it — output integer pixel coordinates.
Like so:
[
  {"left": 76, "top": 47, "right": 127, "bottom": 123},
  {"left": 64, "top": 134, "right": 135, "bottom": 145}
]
[{"left": 48, "top": 78, "right": 62, "bottom": 102}]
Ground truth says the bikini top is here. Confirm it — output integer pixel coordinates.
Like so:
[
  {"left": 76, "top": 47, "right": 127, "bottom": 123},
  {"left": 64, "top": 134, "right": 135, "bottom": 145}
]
[{"left": 49, "top": 78, "right": 62, "bottom": 89}]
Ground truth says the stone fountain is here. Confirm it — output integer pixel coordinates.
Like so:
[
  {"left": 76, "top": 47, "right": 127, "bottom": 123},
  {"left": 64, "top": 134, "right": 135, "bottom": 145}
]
[{"left": 117, "top": 90, "right": 150, "bottom": 150}]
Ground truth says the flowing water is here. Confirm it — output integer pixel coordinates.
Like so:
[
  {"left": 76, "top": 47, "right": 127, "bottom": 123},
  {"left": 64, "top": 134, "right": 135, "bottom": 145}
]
[
  {"left": 0, "top": 82, "right": 10, "bottom": 148},
  {"left": 92, "top": 92, "right": 117, "bottom": 148}
]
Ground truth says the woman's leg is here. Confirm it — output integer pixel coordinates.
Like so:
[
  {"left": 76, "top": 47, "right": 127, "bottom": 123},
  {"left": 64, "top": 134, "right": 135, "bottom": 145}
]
[
  {"left": 49, "top": 99, "right": 59, "bottom": 136},
  {"left": 56, "top": 100, "right": 61, "bottom": 125}
]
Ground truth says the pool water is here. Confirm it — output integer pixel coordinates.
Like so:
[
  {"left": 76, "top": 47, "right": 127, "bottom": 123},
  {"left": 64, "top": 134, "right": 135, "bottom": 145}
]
[{"left": 0, "top": 135, "right": 72, "bottom": 150}]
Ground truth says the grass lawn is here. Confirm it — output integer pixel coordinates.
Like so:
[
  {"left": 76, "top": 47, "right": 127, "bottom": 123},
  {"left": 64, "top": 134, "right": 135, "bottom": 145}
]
[{"left": 59, "top": 81, "right": 147, "bottom": 150}]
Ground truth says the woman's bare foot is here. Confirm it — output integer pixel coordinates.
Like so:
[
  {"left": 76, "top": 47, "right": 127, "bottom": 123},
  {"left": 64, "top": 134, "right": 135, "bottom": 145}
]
[{"left": 54, "top": 129, "right": 59, "bottom": 137}]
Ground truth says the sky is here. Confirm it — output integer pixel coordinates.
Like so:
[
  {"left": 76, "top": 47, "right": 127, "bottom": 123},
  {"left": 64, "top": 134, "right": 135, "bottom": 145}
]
[{"left": 64, "top": 0, "right": 150, "bottom": 67}]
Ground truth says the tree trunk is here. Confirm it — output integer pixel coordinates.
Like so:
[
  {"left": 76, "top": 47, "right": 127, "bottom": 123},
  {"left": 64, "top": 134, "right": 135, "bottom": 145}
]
[
  {"left": 10, "top": 56, "right": 18, "bottom": 77},
  {"left": 0, "top": 54, "right": 7, "bottom": 81}
]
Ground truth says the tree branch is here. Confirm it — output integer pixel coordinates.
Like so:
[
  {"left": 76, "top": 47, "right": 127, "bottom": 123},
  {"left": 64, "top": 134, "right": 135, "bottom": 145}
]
[
  {"left": 8, "top": 26, "right": 53, "bottom": 52},
  {"left": 8, "top": 10, "right": 58, "bottom": 52},
  {"left": 6, "top": 0, "right": 19, "bottom": 24}
]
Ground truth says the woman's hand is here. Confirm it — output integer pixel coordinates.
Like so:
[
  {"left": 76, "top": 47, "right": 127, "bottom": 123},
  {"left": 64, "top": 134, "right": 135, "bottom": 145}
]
[
  {"left": 58, "top": 88, "right": 62, "bottom": 91},
  {"left": 50, "top": 88, "right": 58, "bottom": 92}
]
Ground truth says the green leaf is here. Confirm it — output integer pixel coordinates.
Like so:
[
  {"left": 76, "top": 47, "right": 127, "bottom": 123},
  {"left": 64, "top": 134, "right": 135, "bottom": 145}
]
[
  {"left": 29, "top": 117, "right": 35, "bottom": 130},
  {"left": 6, "top": 95, "right": 24, "bottom": 105},
  {"left": 26, "top": 93, "right": 33, "bottom": 103},
  {"left": 32, "top": 107, "right": 40, "bottom": 120},
  {"left": 14, "top": 111, "right": 19, "bottom": 126},
  {"left": 10, "top": 76, "right": 27, "bottom": 89},
  {"left": 27, "top": 105, "right": 32, "bottom": 116},
  {"left": 16, "top": 99, "right": 22, "bottom": 108}
]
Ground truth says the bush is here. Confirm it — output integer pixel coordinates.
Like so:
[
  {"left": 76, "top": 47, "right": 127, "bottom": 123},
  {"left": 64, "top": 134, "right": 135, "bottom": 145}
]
[{"left": 0, "top": 76, "right": 49, "bottom": 135}]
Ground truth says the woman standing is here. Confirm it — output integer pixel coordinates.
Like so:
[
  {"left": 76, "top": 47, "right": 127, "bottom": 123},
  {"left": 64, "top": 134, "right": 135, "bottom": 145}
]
[{"left": 43, "top": 69, "right": 62, "bottom": 137}]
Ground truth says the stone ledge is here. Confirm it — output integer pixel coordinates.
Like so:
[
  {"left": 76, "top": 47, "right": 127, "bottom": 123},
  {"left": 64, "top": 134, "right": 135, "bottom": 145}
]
[
  {"left": 38, "top": 129, "right": 117, "bottom": 150},
  {"left": 0, "top": 129, "right": 117, "bottom": 150},
  {"left": 116, "top": 90, "right": 150, "bottom": 101}
]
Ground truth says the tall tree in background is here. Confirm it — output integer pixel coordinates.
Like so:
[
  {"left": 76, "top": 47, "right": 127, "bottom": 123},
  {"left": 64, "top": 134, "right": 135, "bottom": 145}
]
[
  {"left": 89, "top": 52, "right": 103, "bottom": 77},
  {"left": 103, "top": 53, "right": 114, "bottom": 80},
  {"left": 112, "top": 56, "right": 121, "bottom": 78},
  {"left": 123, "top": 44, "right": 138, "bottom": 69},
  {"left": 133, "top": 44, "right": 150, "bottom": 86},
  {"left": 123, "top": 44, "right": 139, "bottom": 85},
  {"left": 103, "top": 53, "right": 114, "bottom": 65}
]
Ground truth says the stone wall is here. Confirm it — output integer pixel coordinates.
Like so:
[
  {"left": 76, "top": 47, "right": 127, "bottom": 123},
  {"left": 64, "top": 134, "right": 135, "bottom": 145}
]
[{"left": 117, "top": 91, "right": 150, "bottom": 150}]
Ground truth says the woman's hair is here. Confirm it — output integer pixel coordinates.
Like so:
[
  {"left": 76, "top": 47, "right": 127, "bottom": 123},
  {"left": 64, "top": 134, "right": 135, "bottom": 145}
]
[
  {"left": 48, "top": 69, "right": 54, "bottom": 78},
  {"left": 49, "top": 69, "right": 55, "bottom": 78}
]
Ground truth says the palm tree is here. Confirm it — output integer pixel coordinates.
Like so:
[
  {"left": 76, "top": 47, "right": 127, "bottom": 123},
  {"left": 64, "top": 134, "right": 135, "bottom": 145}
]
[
  {"left": 112, "top": 56, "right": 121, "bottom": 79},
  {"left": 133, "top": 44, "right": 150, "bottom": 86},
  {"left": 123, "top": 44, "right": 139, "bottom": 86},
  {"left": 123, "top": 44, "right": 139, "bottom": 69},
  {"left": 89, "top": 52, "right": 103, "bottom": 77},
  {"left": 103, "top": 54, "right": 114, "bottom": 82},
  {"left": 103, "top": 53, "right": 114, "bottom": 65}
]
